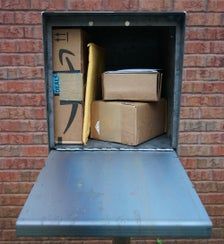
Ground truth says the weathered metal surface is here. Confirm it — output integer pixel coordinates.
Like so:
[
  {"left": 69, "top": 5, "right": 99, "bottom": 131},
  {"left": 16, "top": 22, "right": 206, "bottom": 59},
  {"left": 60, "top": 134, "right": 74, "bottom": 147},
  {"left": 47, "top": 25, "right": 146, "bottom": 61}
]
[{"left": 17, "top": 150, "right": 211, "bottom": 238}]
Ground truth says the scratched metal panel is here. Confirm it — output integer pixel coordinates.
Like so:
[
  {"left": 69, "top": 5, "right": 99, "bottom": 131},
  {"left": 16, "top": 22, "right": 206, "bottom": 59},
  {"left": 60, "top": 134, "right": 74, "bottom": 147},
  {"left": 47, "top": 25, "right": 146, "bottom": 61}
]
[{"left": 16, "top": 150, "right": 212, "bottom": 238}]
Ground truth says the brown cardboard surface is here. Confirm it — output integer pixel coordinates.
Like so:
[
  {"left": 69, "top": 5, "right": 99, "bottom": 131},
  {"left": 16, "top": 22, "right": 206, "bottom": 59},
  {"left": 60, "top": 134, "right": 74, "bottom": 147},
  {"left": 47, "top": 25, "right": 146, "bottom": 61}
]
[
  {"left": 52, "top": 29, "right": 87, "bottom": 72},
  {"left": 91, "top": 99, "right": 166, "bottom": 146},
  {"left": 54, "top": 96, "right": 83, "bottom": 144},
  {"left": 57, "top": 73, "right": 84, "bottom": 101},
  {"left": 102, "top": 72, "right": 162, "bottom": 101}
]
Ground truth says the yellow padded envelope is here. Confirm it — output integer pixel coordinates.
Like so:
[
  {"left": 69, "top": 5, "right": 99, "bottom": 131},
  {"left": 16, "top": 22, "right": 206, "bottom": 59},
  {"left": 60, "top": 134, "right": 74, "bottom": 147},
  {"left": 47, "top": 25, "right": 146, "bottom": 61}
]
[{"left": 82, "top": 43, "right": 104, "bottom": 144}]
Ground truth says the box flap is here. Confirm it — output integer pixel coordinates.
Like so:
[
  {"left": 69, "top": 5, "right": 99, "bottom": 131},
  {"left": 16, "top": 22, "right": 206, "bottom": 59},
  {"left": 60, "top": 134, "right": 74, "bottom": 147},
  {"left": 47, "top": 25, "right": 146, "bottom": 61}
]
[{"left": 16, "top": 150, "right": 212, "bottom": 238}]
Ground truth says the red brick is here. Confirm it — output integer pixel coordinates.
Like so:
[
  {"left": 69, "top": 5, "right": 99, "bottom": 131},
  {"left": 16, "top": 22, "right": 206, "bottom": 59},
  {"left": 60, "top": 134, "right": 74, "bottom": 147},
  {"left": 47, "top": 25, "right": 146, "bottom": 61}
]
[
  {"left": 174, "top": 0, "right": 206, "bottom": 11},
  {"left": 179, "top": 119, "right": 224, "bottom": 132},
  {"left": 16, "top": 67, "right": 44, "bottom": 79},
  {"left": 1, "top": 0, "right": 30, "bottom": 9},
  {"left": 181, "top": 94, "right": 201, "bottom": 106},
  {"left": 197, "top": 158, "right": 224, "bottom": 169},
  {"left": 211, "top": 145, "right": 224, "bottom": 156},
  {"left": 0, "top": 94, "right": 45, "bottom": 106},
  {"left": 0, "top": 195, "right": 27, "bottom": 206},
  {"left": 0, "top": 219, "right": 16, "bottom": 229},
  {"left": 217, "top": 182, "right": 224, "bottom": 193},
  {"left": 0, "top": 132, "right": 48, "bottom": 145},
  {"left": 210, "top": 41, "right": 224, "bottom": 53},
  {"left": 184, "top": 54, "right": 206, "bottom": 67},
  {"left": 212, "top": 217, "right": 224, "bottom": 227},
  {"left": 179, "top": 145, "right": 224, "bottom": 157},
  {"left": 14, "top": 11, "right": 41, "bottom": 24},
  {"left": 194, "top": 182, "right": 218, "bottom": 193},
  {"left": 208, "top": 0, "right": 224, "bottom": 11},
  {"left": 2, "top": 182, "right": 33, "bottom": 194},
  {"left": 0, "top": 54, "right": 36, "bottom": 67},
  {"left": 0, "top": 26, "right": 24, "bottom": 38},
  {"left": 102, "top": 0, "right": 138, "bottom": 10},
  {"left": 207, "top": 205, "right": 224, "bottom": 216},
  {"left": 201, "top": 107, "right": 224, "bottom": 119},
  {"left": 21, "top": 145, "right": 48, "bottom": 157},
  {"left": 181, "top": 94, "right": 224, "bottom": 106},
  {"left": 187, "top": 13, "right": 223, "bottom": 26},
  {"left": 0, "top": 69, "right": 7, "bottom": 79},
  {"left": 0, "top": 157, "right": 45, "bottom": 171},
  {"left": 179, "top": 132, "right": 199, "bottom": 143},
  {"left": 6, "top": 67, "right": 44, "bottom": 79},
  {"left": 0, "top": 120, "right": 47, "bottom": 132},
  {"left": 1, "top": 229, "right": 17, "bottom": 241},
  {"left": 200, "top": 193, "right": 224, "bottom": 204},
  {"left": 21, "top": 171, "right": 40, "bottom": 182},
  {"left": 24, "top": 26, "right": 42, "bottom": 39},
  {"left": 0, "top": 145, "right": 48, "bottom": 157},
  {"left": 213, "top": 170, "right": 224, "bottom": 181},
  {"left": 0, "top": 80, "right": 44, "bottom": 93},
  {"left": 0, "top": 172, "right": 20, "bottom": 182},
  {"left": 0, "top": 206, "right": 21, "bottom": 218},
  {"left": 35, "top": 53, "right": 44, "bottom": 66},
  {"left": 211, "top": 228, "right": 224, "bottom": 239},
  {"left": 187, "top": 169, "right": 213, "bottom": 181},
  {"left": 0, "top": 107, "right": 46, "bottom": 119},
  {"left": 186, "top": 27, "right": 224, "bottom": 40},
  {"left": 0, "top": 158, "right": 45, "bottom": 170},
  {"left": 180, "top": 158, "right": 197, "bottom": 169},
  {"left": 214, "top": 229, "right": 224, "bottom": 239},
  {"left": 184, "top": 68, "right": 224, "bottom": 81},
  {"left": 16, "top": 39, "right": 43, "bottom": 52},
  {"left": 182, "top": 82, "right": 224, "bottom": 94},
  {"left": 200, "top": 132, "right": 224, "bottom": 143},
  {"left": 31, "top": 0, "right": 65, "bottom": 10},
  {"left": 203, "top": 82, "right": 224, "bottom": 93},
  {"left": 68, "top": 0, "right": 103, "bottom": 10},
  {"left": 206, "top": 56, "right": 224, "bottom": 67},
  {"left": 138, "top": 0, "right": 172, "bottom": 10},
  {"left": 201, "top": 95, "right": 224, "bottom": 106},
  {"left": 0, "top": 11, "right": 14, "bottom": 24},
  {"left": 0, "top": 170, "right": 39, "bottom": 182},
  {"left": 185, "top": 41, "right": 210, "bottom": 54},
  {"left": 0, "top": 40, "right": 17, "bottom": 52},
  {"left": 180, "top": 107, "right": 200, "bottom": 119}
]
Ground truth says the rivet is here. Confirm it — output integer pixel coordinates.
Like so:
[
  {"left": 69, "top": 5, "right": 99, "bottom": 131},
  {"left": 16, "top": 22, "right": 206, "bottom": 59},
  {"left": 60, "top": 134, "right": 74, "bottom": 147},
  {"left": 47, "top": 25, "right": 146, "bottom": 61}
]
[
  {"left": 89, "top": 21, "right": 94, "bottom": 26},
  {"left": 125, "top": 21, "right": 130, "bottom": 26}
]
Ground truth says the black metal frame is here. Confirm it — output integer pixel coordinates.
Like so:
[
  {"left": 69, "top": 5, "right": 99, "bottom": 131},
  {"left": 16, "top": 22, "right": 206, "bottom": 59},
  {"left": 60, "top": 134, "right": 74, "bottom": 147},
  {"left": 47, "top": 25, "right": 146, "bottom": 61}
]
[{"left": 42, "top": 12, "right": 186, "bottom": 150}]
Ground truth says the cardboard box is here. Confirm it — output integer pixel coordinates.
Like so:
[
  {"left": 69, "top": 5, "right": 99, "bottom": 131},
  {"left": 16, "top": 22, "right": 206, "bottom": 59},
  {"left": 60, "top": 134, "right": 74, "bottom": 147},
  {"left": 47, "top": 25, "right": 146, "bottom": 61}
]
[
  {"left": 52, "top": 72, "right": 84, "bottom": 144},
  {"left": 52, "top": 73, "right": 84, "bottom": 101},
  {"left": 52, "top": 29, "right": 87, "bottom": 72},
  {"left": 54, "top": 96, "right": 83, "bottom": 144},
  {"left": 91, "top": 99, "right": 166, "bottom": 146},
  {"left": 102, "top": 70, "right": 162, "bottom": 101}
]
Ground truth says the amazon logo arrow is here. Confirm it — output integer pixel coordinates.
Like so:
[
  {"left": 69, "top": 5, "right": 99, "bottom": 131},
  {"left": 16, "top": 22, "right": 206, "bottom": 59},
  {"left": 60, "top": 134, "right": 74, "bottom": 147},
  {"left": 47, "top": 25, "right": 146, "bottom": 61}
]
[{"left": 59, "top": 49, "right": 75, "bottom": 71}]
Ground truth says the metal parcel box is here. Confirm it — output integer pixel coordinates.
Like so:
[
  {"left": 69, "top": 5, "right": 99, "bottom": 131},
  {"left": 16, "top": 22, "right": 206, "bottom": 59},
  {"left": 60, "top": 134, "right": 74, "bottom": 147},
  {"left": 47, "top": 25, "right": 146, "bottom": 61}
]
[{"left": 16, "top": 12, "right": 212, "bottom": 241}]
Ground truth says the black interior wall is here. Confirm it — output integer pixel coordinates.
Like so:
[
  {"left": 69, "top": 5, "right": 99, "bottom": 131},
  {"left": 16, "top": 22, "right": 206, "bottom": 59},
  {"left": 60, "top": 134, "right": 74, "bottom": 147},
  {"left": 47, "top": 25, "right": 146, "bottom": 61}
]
[{"left": 85, "top": 26, "right": 175, "bottom": 138}]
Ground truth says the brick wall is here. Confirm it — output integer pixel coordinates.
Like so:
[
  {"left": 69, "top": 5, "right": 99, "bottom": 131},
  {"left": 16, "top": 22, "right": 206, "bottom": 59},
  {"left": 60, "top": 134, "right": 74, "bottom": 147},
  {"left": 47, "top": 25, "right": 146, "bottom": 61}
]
[{"left": 0, "top": 0, "right": 223, "bottom": 243}]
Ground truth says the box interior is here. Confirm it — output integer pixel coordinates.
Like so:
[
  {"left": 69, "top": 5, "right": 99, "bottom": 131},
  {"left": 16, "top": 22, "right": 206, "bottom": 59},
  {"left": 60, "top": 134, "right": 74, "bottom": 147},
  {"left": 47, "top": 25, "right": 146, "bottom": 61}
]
[{"left": 53, "top": 26, "right": 176, "bottom": 150}]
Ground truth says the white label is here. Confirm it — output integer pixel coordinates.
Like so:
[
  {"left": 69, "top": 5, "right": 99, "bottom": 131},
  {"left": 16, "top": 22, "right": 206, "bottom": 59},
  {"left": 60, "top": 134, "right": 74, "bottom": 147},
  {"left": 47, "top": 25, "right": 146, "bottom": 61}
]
[{"left": 95, "top": 121, "right": 100, "bottom": 135}]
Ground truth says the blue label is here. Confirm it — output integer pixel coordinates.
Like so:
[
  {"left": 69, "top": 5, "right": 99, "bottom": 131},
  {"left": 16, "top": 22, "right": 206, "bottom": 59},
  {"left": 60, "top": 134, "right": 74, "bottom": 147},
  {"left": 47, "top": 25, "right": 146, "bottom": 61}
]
[{"left": 52, "top": 74, "right": 60, "bottom": 95}]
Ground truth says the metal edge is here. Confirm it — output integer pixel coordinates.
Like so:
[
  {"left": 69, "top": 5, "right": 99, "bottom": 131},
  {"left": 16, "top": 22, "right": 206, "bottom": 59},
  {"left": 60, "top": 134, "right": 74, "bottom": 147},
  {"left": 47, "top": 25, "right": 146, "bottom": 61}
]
[
  {"left": 43, "top": 14, "right": 55, "bottom": 150},
  {"left": 16, "top": 223, "right": 211, "bottom": 238},
  {"left": 171, "top": 12, "right": 186, "bottom": 150}
]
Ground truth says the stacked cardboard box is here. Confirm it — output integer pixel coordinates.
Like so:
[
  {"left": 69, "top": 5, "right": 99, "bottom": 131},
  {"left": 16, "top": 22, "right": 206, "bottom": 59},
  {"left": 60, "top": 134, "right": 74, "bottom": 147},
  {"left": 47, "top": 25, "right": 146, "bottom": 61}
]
[
  {"left": 52, "top": 29, "right": 87, "bottom": 144},
  {"left": 91, "top": 69, "right": 166, "bottom": 146}
]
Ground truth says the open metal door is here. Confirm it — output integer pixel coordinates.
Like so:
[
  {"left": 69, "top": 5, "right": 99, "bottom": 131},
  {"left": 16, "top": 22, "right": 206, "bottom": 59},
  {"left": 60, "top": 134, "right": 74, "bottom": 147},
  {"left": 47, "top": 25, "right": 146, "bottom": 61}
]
[{"left": 16, "top": 150, "right": 212, "bottom": 238}]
